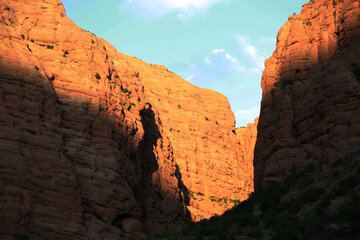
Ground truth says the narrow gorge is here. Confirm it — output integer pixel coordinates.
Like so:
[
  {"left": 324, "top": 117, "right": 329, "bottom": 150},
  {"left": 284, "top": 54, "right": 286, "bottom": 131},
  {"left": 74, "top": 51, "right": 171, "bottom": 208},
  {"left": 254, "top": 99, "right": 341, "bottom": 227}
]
[
  {"left": 0, "top": 0, "right": 256, "bottom": 239},
  {"left": 0, "top": 0, "right": 359, "bottom": 239}
]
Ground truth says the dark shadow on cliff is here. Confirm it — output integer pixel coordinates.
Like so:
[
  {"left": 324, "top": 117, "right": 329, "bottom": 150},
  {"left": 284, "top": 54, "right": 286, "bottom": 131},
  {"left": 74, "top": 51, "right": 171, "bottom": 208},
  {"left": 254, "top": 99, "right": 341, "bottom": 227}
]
[
  {"left": 254, "top": 35, "right": 360, "bottom": 189},
  {"left": 0, "top": 62, "right": 192, "bottom": 239},
  {"left": 137, "top": 104, "right": 191, "bottom": 235},
  {"left": 138, "top": 105, "right": 162, "bottom": 193},
  {"left": 162, "top": 151, "right": 360, "bottom": 239}
]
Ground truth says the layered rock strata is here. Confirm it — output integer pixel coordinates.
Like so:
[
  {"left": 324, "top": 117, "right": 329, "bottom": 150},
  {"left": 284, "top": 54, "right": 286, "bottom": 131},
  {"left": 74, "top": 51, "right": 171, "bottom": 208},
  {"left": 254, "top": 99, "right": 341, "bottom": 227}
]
[
  {"left": 129, "top": 62, "right": 254, "bottom": 221},
  {"left": 254, "top": 0, "right": 360, "bottom": 187},
  {"left": 236, "top": 117, "right": 259, "bottom": 172},
  {"left": 0, "top": 0, "right": 255, "bottom": 239}
]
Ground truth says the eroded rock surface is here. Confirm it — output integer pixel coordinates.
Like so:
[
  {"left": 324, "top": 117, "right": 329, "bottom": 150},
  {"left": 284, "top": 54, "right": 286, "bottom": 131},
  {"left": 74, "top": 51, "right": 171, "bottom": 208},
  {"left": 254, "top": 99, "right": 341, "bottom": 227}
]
[
  {"left": 129, "top": 61, "right": 255, "bottom": 221},
  {"left": 255, "top": 0, "right": 360, "bottom": 187},
  {"left": 236, "top": 117, "right": 258, "bottom": 173},
  {"left": 0, "top": 0, "right": 255, "bottom": 239}
]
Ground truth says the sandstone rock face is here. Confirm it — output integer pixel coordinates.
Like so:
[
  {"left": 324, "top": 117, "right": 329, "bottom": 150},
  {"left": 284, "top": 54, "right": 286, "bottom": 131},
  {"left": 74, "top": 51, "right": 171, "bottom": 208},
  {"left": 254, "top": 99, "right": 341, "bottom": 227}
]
[
  {"left": 254, "top": 0, "right": 360, "bottom": 187},
  {"left": 128, "top": 61, "right": 254, "bottom": 221},
  {"left": 0, "top": 0, "right": 254, "bottom": 239},
  {"left": 236, "top": 117, "right": 258, "bottom": 172}
]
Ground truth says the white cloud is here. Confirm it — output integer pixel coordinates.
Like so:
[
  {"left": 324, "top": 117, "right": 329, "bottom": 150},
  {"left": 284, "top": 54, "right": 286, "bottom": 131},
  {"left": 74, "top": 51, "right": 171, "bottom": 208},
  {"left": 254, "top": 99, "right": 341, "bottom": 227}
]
[
  {"left": 204, "top": 57, "right": 211, "bottom": 64},
  {"left": 238, "top": 36, "right": 265, "bottom": 71},
  {"left": 235, "top": 105, "right": 260, "bottom": 127},
  {"left": 211, "top": 49, "right": 245, "bottom": 73},
  {"left": 176, "top": 37, "right": 268, "bottom": 127},
  {"left": 212, "top": 49, "right": 225, "bottom": 54},
  {"left": 186, "top": 75, "right": 194, "bottom": 82},
  {"left": 259, "top": 37, "right": 276, "bottom": 44},
  {"left": 225, "top": 53, "right": 237, "bottom": 63},
  {"left": 124, "top": 0, "right": 226, "bottom": 17}
]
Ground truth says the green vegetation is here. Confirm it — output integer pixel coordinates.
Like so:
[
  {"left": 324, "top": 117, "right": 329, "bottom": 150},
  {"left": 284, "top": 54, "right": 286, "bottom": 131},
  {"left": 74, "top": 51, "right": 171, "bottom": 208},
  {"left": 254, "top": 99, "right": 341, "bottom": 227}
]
[
  {"left": 205, "top": 117, "right": 209, "bottom": 121},
  {"left": 21, "top": 34, "right": 25, "bottom": 40},
  {"left": 26, "top": 44, "right": 32, "bottom": 52},
  {"left": 153, "top": 151, "right": 360, "bottom": 239},
  {"left": 130, "top": 103, "right": 136, "bottom": 107},
  {"left": 30, "top": 39, "right": 34, "bottom": 43},
  {"left": 189, "top": 191, "right": 197, "bottom": 200},
  {"left": 111, "top": 220, "right": 123, "bottom": 231},
  {"left": 353, "top": 64, "right": 360, "bottom": 80},
  {"left": 95, "top": 73, "right": 101, "bottom": 79},
  {"left": 302, "top": 20, "right": 312, "bottom": 26},
  {"left": 15, "top": 235, "right": 29, "bottom": 240},
  {"left": 46, "top": 45, "right": 54, "bottom": 49},
  {"left": 274, "top": 78, "right": 294, "bottom": 89},
  {"left": 63, "top": 50, "right": 69, "bottom": 58},
  {"left": 189, "top": 191, "right": 205, "bottom": 200},
  {"left": 121, "top": 86, "right": 129, "bottom": 93},
  {"left": 99, "top": 105, "right": 104, "bottom": 112},
  {"left": 91, "top": 39, "right": 95, "bottom": 44},
  {"left": 94, "top": 212, "right": 103, "bottom": 221},
  {"left": 270, "top": 88, "right": 276, "bottom": 96},
  {"left": 14, "top": 233, "right": 49, "bottom": 240},
  {"left": 280, "top": 78, "right": 293, "bottom": 88}
]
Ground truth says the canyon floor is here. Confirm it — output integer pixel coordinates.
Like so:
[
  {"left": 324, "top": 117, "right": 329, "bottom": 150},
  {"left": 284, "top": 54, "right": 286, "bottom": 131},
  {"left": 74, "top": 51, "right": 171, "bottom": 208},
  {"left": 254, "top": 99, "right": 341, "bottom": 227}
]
[{"left": 154, "top": 151, "right": 360, "bottom": 239}]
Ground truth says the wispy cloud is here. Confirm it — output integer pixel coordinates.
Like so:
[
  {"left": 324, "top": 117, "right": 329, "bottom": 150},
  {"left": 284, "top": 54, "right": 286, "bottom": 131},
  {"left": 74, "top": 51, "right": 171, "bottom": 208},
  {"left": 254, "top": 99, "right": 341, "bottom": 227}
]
[
  {"left": 182, "top": 48, "right": 245, "bottom": 88},
  {"left": 183, "top": 36, "right": 266, "bottom": 88},
  {"left": 123, "top": 0, "right": 226, "bottom": 17},
  {"left": 177, "top": 36, "right": 266, "bottom": 126},
  {"left": 237, "top": 36, "right": 266, "bottom": 71},
  {"left": 235, "top": 105, "right": 260, "bottom": 127},
  {"left": 211, "top": 49, "right": 245, "bottom": 72}
]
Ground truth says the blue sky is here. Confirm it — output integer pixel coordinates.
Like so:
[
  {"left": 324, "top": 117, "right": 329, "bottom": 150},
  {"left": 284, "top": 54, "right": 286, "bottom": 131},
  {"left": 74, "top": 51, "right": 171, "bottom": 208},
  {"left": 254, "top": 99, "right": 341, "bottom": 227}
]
[{"left": 61, "top": 0, "right": 308, "bottom": 127}]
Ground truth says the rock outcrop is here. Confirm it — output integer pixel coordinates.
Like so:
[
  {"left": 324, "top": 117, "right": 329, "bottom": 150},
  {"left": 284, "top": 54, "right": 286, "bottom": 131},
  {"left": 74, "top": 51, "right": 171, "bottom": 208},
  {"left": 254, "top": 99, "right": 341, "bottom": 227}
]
[
  {"left": 0, "top": 0, "right": 255, "bottom": 239},
  {"left": 236, "top": 117, "right": 258, "bottom": 172},
  {"left": 254, "top": 0, "right": 360, "bottom": 187},
  {"left": 131, "top": 62, "right": 255, "bottom": 222}
]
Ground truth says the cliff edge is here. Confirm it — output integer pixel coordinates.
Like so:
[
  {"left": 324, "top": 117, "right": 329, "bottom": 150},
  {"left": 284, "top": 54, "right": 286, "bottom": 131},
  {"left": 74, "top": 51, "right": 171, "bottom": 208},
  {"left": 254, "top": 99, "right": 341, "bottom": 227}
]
[
  {"left": 0, "top": 0, "right": 255, "bottom": 239},
  {"left": 255, "top": 0, "right": 360, "bottom": 186}
]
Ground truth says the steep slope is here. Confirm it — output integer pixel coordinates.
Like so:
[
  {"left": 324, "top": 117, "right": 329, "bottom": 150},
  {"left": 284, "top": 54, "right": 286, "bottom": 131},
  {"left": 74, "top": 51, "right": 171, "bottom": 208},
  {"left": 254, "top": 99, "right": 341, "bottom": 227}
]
[
  {"left": 254, "top": 0, "right": 360, "bottom": 186},
  {"left": 236, "top": 117, "right": 259, "bottom": 172},
  {"left": 155, "top": 0, "right": 360, "bottom": 239},
  {"left": 126, "top": 60, "right": 254, "bottom": 221},
  {"left": 161, "top": 151, "right": 360, "bottom": 239},
  {"left": 0, "top": 0, "right": 255, "bottom": 239}
]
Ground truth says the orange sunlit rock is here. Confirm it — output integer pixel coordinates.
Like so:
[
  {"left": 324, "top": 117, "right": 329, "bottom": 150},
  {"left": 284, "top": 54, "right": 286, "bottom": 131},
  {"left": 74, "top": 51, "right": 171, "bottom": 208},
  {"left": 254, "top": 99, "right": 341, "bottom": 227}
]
[
  {"left": 0, "top": 0, "right": 256, "bottom": 238},
  {"left": 130, "top": 61, "right": 255, "bottom": 221},
  {"left": 236, "top": 117, "right": 258, "bottom": 172},
  {"left": 255, "top": 0, "right": 360, "bottom": 187}
]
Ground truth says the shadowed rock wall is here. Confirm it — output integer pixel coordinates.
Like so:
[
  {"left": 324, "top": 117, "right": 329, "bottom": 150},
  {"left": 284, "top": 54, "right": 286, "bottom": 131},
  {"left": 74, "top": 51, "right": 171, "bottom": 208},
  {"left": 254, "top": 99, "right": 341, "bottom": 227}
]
[
  {"left": 254, "top": 0, "right": 360, "bottom": 187},
  {"left": 0, "top": 0, "right": 256, "bottom": 238}
]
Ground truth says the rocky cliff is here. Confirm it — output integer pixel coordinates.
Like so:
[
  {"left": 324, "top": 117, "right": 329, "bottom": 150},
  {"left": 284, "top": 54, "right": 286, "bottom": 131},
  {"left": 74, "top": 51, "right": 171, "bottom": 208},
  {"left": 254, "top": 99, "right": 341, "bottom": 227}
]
[
  {"left": 254, "top": 0, "right": 360, "bottom": 187},
  {"left": 117, "top": 55, "right": 255, "bottom": 223},
  {"left": 0, "top": 0, "right": 255, "bottom": 239},
  {"left": 236, "top": 117, "right": 258, "bottom": 172}
]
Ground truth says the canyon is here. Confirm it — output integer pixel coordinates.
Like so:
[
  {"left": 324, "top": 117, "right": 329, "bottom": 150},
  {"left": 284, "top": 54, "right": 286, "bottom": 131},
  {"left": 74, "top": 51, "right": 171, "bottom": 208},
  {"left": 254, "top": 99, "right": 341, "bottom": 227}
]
[
  {"left": 0, "top": 0, "right": 256, "bottom": 239},
  {"left": 163, "top": 0, "right": 360, "bottom": 238},
  {"left": 0, "top": 0, "right": 359, "bottom": 239}
]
